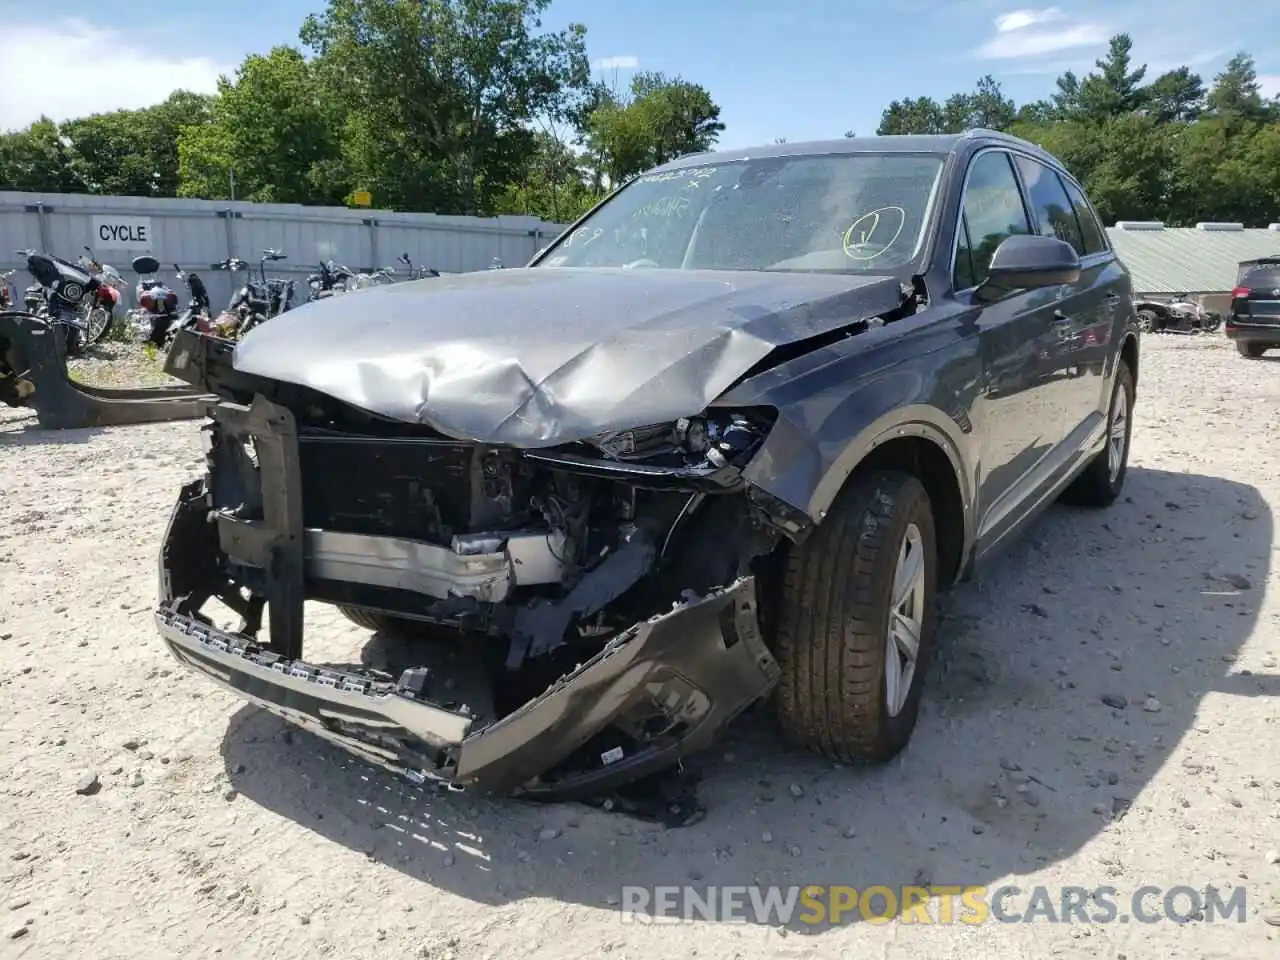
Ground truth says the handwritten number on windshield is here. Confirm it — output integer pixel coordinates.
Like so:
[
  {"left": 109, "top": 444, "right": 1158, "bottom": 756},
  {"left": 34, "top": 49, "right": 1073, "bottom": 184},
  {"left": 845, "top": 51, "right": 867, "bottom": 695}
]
[
  {"left": 842, "top": 206, "right": 907, "bottom": 261},
  {"left": 561, "top": 227, "right": 604, "bottom": 248}
]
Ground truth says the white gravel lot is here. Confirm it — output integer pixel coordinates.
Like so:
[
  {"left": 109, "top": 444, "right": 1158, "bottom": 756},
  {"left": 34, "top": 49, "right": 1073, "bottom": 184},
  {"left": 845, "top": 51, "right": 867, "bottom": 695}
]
[{"left": 1, "top": 333, "right": 1278, "bottom": 960}]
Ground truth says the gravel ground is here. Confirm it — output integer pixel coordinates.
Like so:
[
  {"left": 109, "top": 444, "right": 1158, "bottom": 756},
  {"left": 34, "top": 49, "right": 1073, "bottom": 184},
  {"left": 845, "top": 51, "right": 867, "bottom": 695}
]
[
  {"left": 1, "top": 334, "right": 1278, "bottom": 959},
  {"left": 66, "top": 340, "right": 185, "bottom": 390}
]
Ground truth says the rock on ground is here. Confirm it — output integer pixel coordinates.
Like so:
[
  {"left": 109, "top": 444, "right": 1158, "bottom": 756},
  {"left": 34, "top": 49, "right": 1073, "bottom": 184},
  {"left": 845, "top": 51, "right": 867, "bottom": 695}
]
[{"left": 1, "top": 334, "right": 1278, "bottom": 959}]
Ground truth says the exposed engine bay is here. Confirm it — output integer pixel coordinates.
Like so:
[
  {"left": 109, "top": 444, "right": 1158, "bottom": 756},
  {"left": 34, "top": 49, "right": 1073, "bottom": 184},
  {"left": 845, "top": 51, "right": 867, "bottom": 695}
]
[{"left": 156, "top": 335, "right": 803, "bottom": 799}]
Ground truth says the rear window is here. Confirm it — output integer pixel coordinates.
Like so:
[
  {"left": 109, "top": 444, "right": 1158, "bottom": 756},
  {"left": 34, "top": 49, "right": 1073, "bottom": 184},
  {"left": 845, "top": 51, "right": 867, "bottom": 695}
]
[
  {"left": 1059, "top": 176, "right": 1109, "bottom": 255},
  {"left": 1240, "top": 264, "right": 1280, "bottom": 289}
]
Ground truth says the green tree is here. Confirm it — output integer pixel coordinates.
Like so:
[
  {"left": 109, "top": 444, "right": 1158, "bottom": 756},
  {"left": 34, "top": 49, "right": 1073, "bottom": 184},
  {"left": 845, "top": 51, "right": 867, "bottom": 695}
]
[
  {"left": 1144, "top": 67, "right": 1205, "bottom": 123},
  {"left": 945, "top": 75, "right": 1017, "bottom": 130},
  {"left": 1077, "top": 34, "right": 1149, "bottom": 120},
  {"left": 877, "top": 76, "right": 1014, "bottom": 135},
  {"left": 586, "top": 71, "right": 724, "bottom": 184},
  {"left": 0, "top": 118, "right": 83, "bottom": 193},
  {"left": 1051, "top": 71, "right": 1083, "bottom": 119},
  {"left": 493, "top": 130, "right": 600, "bottom": 221},
  {"left": 1205, "top": 53, "right": 1270, "bottom": 121},
  {"left": 176, "top": 47, "right": 344, "bottom": 204},
  {"left": 876, "top": 96, "right": 946, "bottom": 135},
  {"left": 62, "top": 91, "right": 214, "bottom": 197},
  {"left": 300, "top": 0, "right": 591, "bottom": 214}
]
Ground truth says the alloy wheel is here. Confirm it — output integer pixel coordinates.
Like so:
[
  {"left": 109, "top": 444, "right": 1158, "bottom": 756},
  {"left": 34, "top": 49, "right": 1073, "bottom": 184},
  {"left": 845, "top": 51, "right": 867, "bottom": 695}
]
[{"left": 886, "top": 523, "right": 925, "bottom": 717}]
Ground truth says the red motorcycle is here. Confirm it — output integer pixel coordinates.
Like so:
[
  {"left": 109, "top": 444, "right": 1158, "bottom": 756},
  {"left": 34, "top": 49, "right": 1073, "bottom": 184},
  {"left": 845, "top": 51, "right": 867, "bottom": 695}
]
[{"left": 76, "top": 247, "right": 126, "bottom": 343}]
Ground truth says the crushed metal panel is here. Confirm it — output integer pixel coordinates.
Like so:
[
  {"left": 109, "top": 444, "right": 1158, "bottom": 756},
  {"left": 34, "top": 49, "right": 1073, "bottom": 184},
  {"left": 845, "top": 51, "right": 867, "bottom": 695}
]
[
  {"left": 0, "top": 311, "right": 214, "bottom": 429},
  {"left": 230, "top": 267, "right": 905, "bottom": 447}
]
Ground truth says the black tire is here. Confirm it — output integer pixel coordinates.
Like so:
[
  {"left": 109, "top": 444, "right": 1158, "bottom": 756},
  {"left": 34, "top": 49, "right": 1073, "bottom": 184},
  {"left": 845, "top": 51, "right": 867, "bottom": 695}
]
[
  {"left": 1137, "top": 309, "right": 1159, "bottom": 333},
  {"left": 1062, "top": 359, "right": 1134, "bottom": 507},
  {"left": 338, "top": 605, "right": 424, "bottom": 635},
  {"left": 63, "top": 325, "right": 85, "bottom": 358},
  {"left": 85, "top": 306, "right": 112, "bottom": 344},
  {"left": 1237, "top": 342, "right": 1267, "bottom": 358},
  {"left": 773, "top": 470, "right": 938, "bottom": 764}
]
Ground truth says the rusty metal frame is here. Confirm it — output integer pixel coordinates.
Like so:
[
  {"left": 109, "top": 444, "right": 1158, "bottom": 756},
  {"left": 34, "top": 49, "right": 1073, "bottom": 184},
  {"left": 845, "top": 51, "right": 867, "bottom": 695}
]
[{"left": 0, "top": 311, "right": 214, "bottom": 429}]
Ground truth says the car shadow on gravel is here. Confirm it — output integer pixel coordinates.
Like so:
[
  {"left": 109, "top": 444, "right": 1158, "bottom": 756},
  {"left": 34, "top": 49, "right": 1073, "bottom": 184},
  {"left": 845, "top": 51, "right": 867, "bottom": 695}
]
[
  {"left": 219, "top": 465, "right": 1273, "bottom": 931},
  {"left": 0, "top": 417, "right": 106, "bottom": 446}
]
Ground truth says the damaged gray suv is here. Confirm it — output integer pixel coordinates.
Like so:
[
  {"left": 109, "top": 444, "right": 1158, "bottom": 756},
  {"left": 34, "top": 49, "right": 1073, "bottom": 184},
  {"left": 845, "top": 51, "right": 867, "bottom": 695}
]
[{"left": 157, "top": 129, "right": 1139, "bottom": 800}]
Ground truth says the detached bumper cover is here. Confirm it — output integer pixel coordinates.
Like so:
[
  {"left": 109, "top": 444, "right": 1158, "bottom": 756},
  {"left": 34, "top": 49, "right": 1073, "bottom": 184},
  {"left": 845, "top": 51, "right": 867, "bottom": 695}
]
[{"left": 156, "top": 575, "right": 778, "bottom": 797}]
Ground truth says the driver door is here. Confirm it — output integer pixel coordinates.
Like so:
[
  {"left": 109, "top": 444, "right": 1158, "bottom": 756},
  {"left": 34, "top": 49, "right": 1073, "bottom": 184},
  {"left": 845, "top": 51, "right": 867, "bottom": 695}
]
[{"left": 953, "top": 149, "right": 1076, "bottom": 551}]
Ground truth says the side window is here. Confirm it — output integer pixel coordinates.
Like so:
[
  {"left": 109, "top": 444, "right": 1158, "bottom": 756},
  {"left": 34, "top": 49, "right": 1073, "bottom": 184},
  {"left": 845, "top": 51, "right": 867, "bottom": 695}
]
[
  {"left": 1014, "top": 155, "right": 1085, "bottom": 254},
  {"left": 954, "top": 214, "right": 977, "bottom": 291},
  {"left": 958, "top": 151, "right": 1031, "bottom": 287},
  {"left": 1059, "top": 175, "right": 1109, "bottom": 255}
]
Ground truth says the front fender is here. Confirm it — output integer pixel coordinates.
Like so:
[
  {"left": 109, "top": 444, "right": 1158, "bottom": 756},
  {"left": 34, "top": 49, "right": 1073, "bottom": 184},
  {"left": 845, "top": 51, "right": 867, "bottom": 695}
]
[{"left": 719, "top": 311, "right": 981, "bottom": 540}]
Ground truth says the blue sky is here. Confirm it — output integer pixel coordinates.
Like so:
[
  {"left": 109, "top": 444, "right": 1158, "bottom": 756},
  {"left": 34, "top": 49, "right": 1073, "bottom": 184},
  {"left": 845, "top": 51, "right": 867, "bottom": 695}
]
[{"left": 0, "top": 0, "right": 1276, "bottom": 144}]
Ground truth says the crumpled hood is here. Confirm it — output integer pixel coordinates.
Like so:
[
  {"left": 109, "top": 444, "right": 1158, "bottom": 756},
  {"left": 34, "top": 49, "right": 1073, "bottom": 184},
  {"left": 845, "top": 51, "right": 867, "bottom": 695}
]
[{"left": 232, "top": 266, "right": 903, "bottom": 447}]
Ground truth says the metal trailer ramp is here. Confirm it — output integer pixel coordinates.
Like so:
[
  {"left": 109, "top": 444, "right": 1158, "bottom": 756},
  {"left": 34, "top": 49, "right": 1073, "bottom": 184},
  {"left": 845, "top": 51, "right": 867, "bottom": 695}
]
[{"left": 0, "top": 311, "right": 214, "bottom": 430}]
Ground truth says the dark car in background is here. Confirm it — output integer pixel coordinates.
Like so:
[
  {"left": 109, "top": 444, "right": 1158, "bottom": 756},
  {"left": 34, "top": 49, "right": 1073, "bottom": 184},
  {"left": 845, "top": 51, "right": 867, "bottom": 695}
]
[
  {"left": 1228, "top": 257, "right": 1280, "bottom": 358},
  {"left": 156, "top": 129, "right": 1140, "bottom": 801}
]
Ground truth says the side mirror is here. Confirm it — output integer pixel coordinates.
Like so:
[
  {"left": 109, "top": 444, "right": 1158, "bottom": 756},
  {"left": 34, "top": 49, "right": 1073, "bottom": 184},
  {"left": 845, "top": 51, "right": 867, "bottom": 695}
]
[{"left": 974, "top": 234, "right": 1081, "bottom": 303}]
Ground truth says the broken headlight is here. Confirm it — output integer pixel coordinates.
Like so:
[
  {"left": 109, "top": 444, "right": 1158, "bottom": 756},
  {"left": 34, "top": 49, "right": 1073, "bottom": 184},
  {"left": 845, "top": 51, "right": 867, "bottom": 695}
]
[{"left": 585, "top": 409, "right": 772, "bottom": 470}]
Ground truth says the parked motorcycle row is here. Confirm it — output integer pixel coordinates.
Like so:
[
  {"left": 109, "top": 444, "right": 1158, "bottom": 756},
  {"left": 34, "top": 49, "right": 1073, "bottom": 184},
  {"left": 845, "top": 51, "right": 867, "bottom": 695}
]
[{"left": 1, "top": 247, "right": 445, "bottom": 356}]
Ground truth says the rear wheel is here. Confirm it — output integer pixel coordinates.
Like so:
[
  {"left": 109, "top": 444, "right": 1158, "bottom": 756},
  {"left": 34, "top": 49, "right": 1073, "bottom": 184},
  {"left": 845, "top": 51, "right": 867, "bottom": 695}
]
[
  {"left": 1237, "top": 342, "right": 1267, "bottom": 358},
  {"left": 773, "top": 470, "right": 938, "bottom": 764},
  {"left": 1062, "top": 359, "right": 1134, "bottom": 507}
]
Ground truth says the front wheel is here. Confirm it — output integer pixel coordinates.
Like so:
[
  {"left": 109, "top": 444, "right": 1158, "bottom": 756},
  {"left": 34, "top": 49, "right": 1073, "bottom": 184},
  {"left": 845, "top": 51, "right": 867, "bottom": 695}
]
[
  {"left": 1237, "top": 342, "right": 1268, "bottom": 358},
  {"left": 773, "top": 470, "right": 938, "bottom": 764},
  {"left": 85, "top": 305, "right": 113, "bottom": 344}
]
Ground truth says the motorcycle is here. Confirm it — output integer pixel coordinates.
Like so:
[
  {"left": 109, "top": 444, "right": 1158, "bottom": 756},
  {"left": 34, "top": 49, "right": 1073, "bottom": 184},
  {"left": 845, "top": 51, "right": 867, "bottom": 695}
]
[
  {"left": 396, "top": 252, "right": 440, "bottom": 279},
  {"left": 15, "top": 247, "right": 111, "bottom": 357},
  {"left": 130, "top": 256, "right": 181, "bottom": 347},
  {"left": 1134, "top": 292, "right": 1222, "bottom": 334},
  {"left": 172, "top": 263, "right": 213, "bottom": 336},
  {"left": 76, "top": 246, "right": 127, "bottom": 344},
  {"left": 306, "top": 260, "right": 355, "bottom": 301},
  {"left": 215, "top": 250, "right": 293, "bottom": 337}
]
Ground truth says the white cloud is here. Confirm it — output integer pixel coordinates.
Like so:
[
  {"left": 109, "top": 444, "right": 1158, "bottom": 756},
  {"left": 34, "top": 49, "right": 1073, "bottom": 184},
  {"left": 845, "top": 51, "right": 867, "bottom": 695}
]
[
  {"left": 974, "top": 9, "right": 1108, "bottom": 60},
  {"left": 993, "top": 7, "right": 1065, "bottom": 32},
  {"left": 0, "top": 19, "right": 231, "bottom": 132},
  {"left": 1259, "top": 74, "right": 1280, "bottom": 98},
  {"left": 593, "top": 55, "right": 640, "bottom": 71}
]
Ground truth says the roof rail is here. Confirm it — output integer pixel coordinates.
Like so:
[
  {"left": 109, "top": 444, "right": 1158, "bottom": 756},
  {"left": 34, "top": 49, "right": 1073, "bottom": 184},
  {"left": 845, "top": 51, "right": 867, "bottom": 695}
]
[
  {"left": 1195, "top": 222, "right": 1245, "bottom": 231},
  {"left": 962, "top": 127, "right": 1063, "bottom": 166},
  {"left": 1113, "top": 221, "right": 1165, "bottom": 231},
  {"left": 962, "top": 128, "right": 1024, "bottom": 146}
]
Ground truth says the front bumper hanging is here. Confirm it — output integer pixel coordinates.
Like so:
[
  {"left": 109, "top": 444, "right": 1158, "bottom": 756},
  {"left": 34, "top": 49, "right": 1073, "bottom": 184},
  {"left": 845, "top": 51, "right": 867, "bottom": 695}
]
[{"left": 156, "top": 575, "right": 776, "bottom": 797}]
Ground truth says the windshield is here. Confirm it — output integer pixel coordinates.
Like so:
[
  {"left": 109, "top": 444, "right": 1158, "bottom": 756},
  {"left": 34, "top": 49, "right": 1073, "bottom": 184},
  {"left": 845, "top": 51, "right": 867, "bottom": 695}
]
[{"left": 537, "top": 152, "right": 945, "bottom": 273}]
